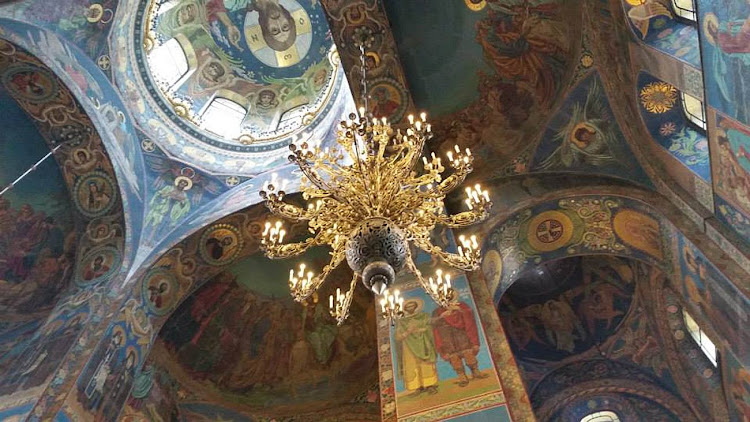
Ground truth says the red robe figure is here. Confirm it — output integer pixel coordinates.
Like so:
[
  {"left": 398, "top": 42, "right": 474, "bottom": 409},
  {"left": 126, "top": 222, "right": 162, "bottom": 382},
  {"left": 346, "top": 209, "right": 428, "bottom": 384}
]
[{"left": 431, "top": 301, "right": 488, "bottom": 386}]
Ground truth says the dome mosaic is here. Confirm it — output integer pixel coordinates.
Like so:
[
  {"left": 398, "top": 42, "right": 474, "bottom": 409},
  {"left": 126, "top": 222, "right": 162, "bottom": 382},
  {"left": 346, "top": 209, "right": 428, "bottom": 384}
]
[{"left": 129, "top": 0, "right": 352, "bottom": 174}]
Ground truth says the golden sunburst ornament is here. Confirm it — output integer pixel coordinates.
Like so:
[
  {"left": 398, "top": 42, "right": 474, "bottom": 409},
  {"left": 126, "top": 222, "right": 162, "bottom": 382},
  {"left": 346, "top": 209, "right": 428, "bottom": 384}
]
[{"left": 640, "top": 82, "right": 678, "bottom": 114}]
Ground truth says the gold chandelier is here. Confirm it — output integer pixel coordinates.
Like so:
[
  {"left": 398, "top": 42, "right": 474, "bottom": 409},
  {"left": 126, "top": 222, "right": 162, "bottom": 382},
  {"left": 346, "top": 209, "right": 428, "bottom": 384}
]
[{"left": 259, "top": 49, "right": 491, "bottom": 324}]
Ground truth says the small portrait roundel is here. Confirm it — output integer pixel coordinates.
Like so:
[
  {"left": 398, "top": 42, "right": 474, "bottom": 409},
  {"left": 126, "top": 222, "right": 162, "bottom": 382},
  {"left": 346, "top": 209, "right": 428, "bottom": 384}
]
[
  {"left": 244, "top": 0, "right": 312, "bottom": 68},
  {"left": 368, "top": 78, "right": 408, "bottom": 123},
  {"left": 1, "top": 64, "right": 58, "bottom": 103},
  {"left": 74, "top": 171, "right": 117, "bottom": 218},
  {"left": 76, "top": 245, "right": 121, "bottom": 286},
  {"left": 142, "top": 268, "right": 179, "bottom": 316},
  {"left": 199, "top": 223, "right": 244, "bottom": 265}
]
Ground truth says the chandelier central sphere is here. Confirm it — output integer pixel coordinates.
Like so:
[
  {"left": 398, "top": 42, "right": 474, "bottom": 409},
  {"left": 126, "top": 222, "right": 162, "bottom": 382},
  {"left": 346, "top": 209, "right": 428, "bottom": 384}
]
[{"left": 259, "top": 49, "right": 491, "bottom": 325}]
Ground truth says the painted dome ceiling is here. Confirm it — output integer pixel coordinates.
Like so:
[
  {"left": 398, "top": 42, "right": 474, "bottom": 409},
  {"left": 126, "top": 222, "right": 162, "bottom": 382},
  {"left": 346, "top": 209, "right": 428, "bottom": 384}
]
[
  {"left": 111, "top": 0, "right": 355, "bottom": 176},
  {"left": 151, "top": 248, "right": 379, "bottom": 417}
]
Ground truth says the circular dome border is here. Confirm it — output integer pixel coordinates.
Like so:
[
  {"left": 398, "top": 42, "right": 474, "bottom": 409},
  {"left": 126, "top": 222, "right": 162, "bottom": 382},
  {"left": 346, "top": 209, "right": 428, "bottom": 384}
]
[{"left": 109, "top": 0, "right": 350, "bottom": 175}]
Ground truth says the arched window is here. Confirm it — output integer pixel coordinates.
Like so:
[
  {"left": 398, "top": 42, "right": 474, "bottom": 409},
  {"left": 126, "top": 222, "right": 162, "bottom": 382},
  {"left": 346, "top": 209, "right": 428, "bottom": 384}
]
[
  {"left": 148, "top": 38, "right": 189, "bottom": 90},
  {"left": 680, "top": 92, "right": 707, "bottom": 131},
  {"left": 683, "top": 309, "right": 718, "bottom": 366},
  {"left": 672, "top": 0, "right": 697, "bottom": 22},
  {"left": 201, "top": 98, "right": 247, "bottom": 139},
  {"left": 581, "top": 410, "right": 621, "bottom": 422}
]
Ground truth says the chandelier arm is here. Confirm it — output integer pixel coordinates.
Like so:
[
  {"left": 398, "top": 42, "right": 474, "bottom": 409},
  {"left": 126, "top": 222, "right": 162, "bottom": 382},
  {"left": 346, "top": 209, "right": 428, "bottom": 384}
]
[
  {"left": 332, "top": 270, "right": 359, "bottom": 326},
  {"left": 437, "top": 170, "right": 469, "bottom": 195},
  {"left": 411, "top": 237, "right": 479, "bottom": 272},
  {"left": 404, "top": 252, "right": 450, "bottom": 305},
  {"left": 265, "top": 200, "right": 314, "bottom": 222},
  {"left": 436, "top": 209, "right": 490, "bottom": 228},
  {"left": 262, "top": 236, "right": 320, "bottom": 259}
]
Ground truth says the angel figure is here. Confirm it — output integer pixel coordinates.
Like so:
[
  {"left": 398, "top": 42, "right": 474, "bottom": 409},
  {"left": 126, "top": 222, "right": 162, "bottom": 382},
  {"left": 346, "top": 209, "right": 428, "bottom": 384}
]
[
  {"left": 538, "top": 77, "right": 620, "bottom": 170},
  {"left": 538, "top": 299, "right": 585, "bottom": 353},
  {"left": 143, "top": 156, "right": 224, "bottom": 243}
]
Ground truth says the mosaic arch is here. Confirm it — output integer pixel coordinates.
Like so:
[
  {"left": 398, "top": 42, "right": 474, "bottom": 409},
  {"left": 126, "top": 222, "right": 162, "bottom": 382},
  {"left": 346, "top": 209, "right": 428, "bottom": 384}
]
[
  {"left": 105, "top": 0, "right": 355, "bottom": 176},
  {"left": 0, "top": 39, "right": 127, "bottom": 415},
  {"left": 0, "top": 17, "right": 147, "bottom": 253}
]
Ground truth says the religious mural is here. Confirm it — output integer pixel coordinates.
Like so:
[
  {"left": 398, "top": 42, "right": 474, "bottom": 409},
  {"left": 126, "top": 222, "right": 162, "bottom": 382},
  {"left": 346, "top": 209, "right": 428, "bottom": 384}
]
[
  {"left": 675, "top": 231, "right": 750, "bottom": 365},
  {"left": 712, "top": 112, "right": 750, "bottom": 245},
  {"left": 0, "top": 289, "right": 94, "bottom": 396},
  {"left": 0, "top": 88, "right": 75, "bottom": 322},
  {"left": 152, "top": 250, "right": 379, "bottom": 417},
  {"left": 481, "top": 195, "right": 664, "bottom": 300},
  {"left": 498, "top": 256, "right": 636, "bottom": 364},
  {"left": 673, "top": 229, "right": 750, "bottom": 366},
  {"left": 14, "top": 0, "right": 119, "bottom": 64},
  {"left": 144, "top": 0, "right": 342, "bottom": 143},
  {"left": 622, "top": 0, "right": 701, "bottom": 67},
  {"left": 699, "top": 0, "right": 750, "bottom": 126},
  {"left": 385, "top": 0, "right": 579, "bottom": 179},
  {"left": 725, "top": 348, "right": 750, "bottom": 422},
  {"left": 388, "top": 273, "right": 504, "bottom": 420},
  {"left": 142, "top": 151, "right": 225, "bottom": 246},
  {"left": 531, "top": 72, "right": 653, "bottom": 187},
  {"left": 637, "top": 72, "right": 710, "bottom": 181}
]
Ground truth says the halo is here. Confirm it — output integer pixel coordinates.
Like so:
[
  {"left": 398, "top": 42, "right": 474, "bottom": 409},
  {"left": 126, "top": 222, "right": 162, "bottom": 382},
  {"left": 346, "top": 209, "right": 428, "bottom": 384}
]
[
  {"left": 702, "top": 13, "right": 718, "bottom": 46},
  {"left": 365, "top": 51, "right": 381, "bottom": 67},
  {"left": 404, "top": 297, "right": 424, "bottom": 314},
  {"left": 174, "top": 176, "right": 193, "bottom": 190},
  {"left": 72, "top": 148, "right": 91, "bottom": 163},
  {"left": 86, "top": 4, "right": 104, "bottom": 22},
  {"left": 465, "top": 0, "right": 487, "bottom": 11}
]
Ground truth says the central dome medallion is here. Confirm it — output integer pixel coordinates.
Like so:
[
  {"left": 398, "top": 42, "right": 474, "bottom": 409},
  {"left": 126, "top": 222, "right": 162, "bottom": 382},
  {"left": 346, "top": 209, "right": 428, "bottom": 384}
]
[{"left": 133, "top": 0, "right": 351, "bottom": 174}]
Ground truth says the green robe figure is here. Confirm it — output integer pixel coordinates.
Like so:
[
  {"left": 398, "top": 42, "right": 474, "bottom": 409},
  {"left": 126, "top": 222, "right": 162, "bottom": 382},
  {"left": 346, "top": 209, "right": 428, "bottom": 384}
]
[
  {"left": 145, "top": 177, "right": 192, "bottom": 235},
  {"left": 395, "top": 298, "right": 439, "bottom": 394}
]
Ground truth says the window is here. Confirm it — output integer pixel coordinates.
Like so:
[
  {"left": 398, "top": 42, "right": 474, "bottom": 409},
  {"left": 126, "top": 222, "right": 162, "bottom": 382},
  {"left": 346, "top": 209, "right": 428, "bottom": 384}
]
[
  {"left": 683, "top": 309, "right": 718, "bottom": 366},
  {"left": 148, "top": 38, "right": 189, "bottom": 90},
  {"left": 680, "top": 92, "right": 706, "bottom": 130},
  {"left": 201, "top": 98, "right": 246, "bottom": 139},
  {"left": 581, "top": 411, "right": 621, "bottom": 422},
  {"left": 672, "top": 0, "right": 697, "bottom": 22}
]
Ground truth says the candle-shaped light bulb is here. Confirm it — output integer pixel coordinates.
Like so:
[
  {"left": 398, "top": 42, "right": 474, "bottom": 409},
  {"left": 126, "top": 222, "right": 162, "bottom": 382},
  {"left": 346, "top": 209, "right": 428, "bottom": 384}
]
[
  {"left": 420, "top": 112, "right": 427, "bottom": 121},
  {"left": 329, "top": 294, "right": 334, "bottom": 309},
  {"left": 408, "top": 114, "right": 414, "bottom": 124}
]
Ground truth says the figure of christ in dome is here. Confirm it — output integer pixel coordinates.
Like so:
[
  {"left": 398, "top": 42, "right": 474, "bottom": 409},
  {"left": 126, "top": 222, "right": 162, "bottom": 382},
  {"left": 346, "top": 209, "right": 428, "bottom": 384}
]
[
  {"left": 208, "top": 0, "right": 298, "bottom": 52},
  {"left": 395, "top": 299, "right": 439, "bottom": 395},
  {"left": 476, "top": 2, "right": 567, "bottom": 106}
]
